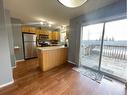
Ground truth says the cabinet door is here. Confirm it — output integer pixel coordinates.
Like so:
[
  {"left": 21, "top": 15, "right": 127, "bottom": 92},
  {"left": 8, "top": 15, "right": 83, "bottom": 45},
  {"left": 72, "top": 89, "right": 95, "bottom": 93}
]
[
  {"left": 39, "top": 30, "right": 43, "bottom": 35},
  {"left": 35, "top": 29, "right": 40, "bottom": 35},
  {"left": 52, "top": 32, "right": 60, "bottom": 40},
  {"left": 21, "top": 26, "right": 25, "bottom": 32},
  {"left": 21, "top": 26, "right": 30, "bottom": 33},
  {"left": 56, "top": 32, "right": 60, "bottom": 40},
  {"left": 48, "top": 31, "right": 53, "bottom": 40},
  {"left": 52, "top": 32, "right": 54, "bottom": 40},
  {"left": 29, "top": 27, "right": 36, "bottom": 33}
]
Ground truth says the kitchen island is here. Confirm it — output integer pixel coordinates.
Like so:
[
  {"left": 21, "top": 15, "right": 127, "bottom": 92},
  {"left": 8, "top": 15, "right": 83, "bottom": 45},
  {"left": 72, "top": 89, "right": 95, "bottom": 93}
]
[{"left": 37, "top": 46, "right": 68, "bottom": 71}]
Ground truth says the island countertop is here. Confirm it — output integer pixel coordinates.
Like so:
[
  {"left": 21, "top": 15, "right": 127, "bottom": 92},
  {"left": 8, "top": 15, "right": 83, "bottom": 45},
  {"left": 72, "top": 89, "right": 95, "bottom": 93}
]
[
  {"left": 37, "top": 46, "right": 67, "bottom": 51},
  {"left": 37, "top": 45, "right": 68, "bottom": 71}
]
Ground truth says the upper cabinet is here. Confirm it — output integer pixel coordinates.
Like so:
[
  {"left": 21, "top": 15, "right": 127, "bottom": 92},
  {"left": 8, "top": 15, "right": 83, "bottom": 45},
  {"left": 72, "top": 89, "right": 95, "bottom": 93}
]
[
  {"left": 52, "top": 31, "right": 60, "bottom": 41},
  {"left": 48, "top": 31, "right": 53, "bottom": 40},
  {"left": 21, "top": 26, "right": 30, "bottom": 33},
  {"left": 21, "top": 26, "right": 60, "bottom": 41},
  {"left": 21, "top": 26, "right": 37, "bottom": 34}
]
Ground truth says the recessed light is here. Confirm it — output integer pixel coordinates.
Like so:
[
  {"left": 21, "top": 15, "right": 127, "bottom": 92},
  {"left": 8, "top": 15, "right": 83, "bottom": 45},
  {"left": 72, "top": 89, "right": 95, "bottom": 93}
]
[
  {"left": 48, "top": 24, "right": 52, "bottom": 27},
  {"left": 48, "top": 21, "right": 55, "bottom": 25},
  {"left": 58, "top": 0, "right": 87, "bottom": 8},
  {"left": 62, "top": 25, "right": 67, "bottom": 27},
  {"left": 40, "top": 22, "right": 44, "bottom": 25}
]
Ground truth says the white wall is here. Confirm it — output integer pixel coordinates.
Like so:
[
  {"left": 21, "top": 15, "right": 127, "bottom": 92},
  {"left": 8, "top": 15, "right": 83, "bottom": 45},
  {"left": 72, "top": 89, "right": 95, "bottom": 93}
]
[{"left": 0, "top": 0, "right": 14, "bottom": 87}]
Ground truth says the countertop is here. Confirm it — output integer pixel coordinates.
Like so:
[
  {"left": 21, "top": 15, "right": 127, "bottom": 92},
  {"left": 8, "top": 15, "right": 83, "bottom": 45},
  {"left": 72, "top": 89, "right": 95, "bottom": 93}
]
[{"left": 37, "top": 46, "right": 67, "bottom": 51}]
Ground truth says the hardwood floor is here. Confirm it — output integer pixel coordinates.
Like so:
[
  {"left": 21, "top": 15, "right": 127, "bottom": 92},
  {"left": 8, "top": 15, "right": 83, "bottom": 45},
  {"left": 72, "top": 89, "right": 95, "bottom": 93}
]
[
  {"left": 0, "top": 59, "right": 126, "bottom": 95},
  {"left": 13, "top": 59, "right": 39, "bottom": 80}
]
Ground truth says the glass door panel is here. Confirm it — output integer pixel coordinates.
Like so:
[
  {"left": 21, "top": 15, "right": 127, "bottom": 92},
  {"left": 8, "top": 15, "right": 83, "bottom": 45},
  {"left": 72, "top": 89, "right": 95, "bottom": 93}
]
[
  {"left": 80, "top": 23, "right": 104, "bottom": 70},
  {"left": 101, "top": 19, "right": 127, "bottom": 80}
]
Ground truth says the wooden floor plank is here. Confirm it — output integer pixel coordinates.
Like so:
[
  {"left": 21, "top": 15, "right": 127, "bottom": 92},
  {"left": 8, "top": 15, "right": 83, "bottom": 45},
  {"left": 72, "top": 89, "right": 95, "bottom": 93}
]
[{"left": 0, "top": 59, "right": 126, "bottom": 95}]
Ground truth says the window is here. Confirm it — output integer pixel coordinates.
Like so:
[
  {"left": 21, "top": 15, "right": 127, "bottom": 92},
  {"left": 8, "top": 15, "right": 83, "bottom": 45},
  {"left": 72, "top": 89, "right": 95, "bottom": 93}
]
[{"left": 80, "top": 19, "right": 127, "bottom": 81}]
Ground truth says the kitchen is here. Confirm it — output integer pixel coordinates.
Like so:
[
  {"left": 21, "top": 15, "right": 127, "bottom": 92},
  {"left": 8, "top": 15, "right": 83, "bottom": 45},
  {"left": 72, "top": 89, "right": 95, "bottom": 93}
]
[
  {"left": 21, "top": 25, "right": 68, "bottom": 71},
  {"left": 1, "top": 0, "right": 126, "bottom": 94},
  {"left": 8, "top": 20, "right": 69, "bottom": 81}
]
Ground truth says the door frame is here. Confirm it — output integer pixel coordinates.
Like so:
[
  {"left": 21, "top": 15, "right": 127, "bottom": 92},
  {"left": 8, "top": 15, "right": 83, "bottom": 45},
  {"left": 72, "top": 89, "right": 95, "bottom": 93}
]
[{"left": 79, "top": 19, "right": 127, "bottom": 83}]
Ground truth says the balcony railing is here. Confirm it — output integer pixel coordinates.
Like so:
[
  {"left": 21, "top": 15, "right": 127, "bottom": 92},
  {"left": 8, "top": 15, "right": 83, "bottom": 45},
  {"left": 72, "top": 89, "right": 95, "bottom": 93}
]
[{"left": 81, "top": 44, "right": 127, "bottom": 60}]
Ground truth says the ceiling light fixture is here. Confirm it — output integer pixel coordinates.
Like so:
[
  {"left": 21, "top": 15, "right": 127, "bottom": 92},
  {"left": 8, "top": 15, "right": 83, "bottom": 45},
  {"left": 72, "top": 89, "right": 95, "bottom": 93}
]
[
  {"left": 40, "top": 22, "right": 44, "bottom": 25},
  {"left": 48, "top": 24, "right": 52, "bottom": 27},
  {"left": 48, "top": 21, "right": 55, "bottom": 25},
  {"left": 58, "top": 0, "right": 87, "bottom": 8}
]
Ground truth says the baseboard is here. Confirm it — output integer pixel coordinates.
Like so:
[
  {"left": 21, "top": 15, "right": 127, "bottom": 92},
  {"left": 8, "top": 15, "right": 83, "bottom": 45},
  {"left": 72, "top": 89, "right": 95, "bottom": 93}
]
[
  {"left": 67, "top": 60, "right": 77, "bottom": 65},
  {"left": 0, "top": 80, "right": 14, "bottom": 88},
  {"left": 12, "top": 59, "right": 25, "bottom": 69},
  {"left": 12, "top": 66, "right": 16, "bottom": 69},
  {"left": 15, "top": 59, "right": 25, "bottom": 63}
]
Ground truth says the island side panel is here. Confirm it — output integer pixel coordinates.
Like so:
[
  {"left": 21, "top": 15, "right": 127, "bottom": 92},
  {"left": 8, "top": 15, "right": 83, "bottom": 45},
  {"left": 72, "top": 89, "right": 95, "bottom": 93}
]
[
  {"left": 41, "top": 48, "right": 68, "bottom": 71},
  {"left": 37, "top": 49, "right": 43, "bottom": 70}
]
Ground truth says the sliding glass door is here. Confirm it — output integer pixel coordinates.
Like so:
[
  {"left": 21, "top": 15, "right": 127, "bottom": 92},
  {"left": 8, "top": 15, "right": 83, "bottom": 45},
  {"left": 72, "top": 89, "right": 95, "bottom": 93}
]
[
  {"left": 80, "top": 23, "right": 104, "bottom": 70},
  {"left": 80, "top": 19, "right": 127, "bottom": 81},
  {"left": 101, "top": 19, "right": 127, "bottom": 80}
]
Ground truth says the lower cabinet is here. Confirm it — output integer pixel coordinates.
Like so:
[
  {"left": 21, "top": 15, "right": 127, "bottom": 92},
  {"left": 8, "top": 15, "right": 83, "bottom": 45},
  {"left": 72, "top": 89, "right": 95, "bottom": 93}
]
[{"left": 37, "top": 47, "right": 68, "bottom": 71}]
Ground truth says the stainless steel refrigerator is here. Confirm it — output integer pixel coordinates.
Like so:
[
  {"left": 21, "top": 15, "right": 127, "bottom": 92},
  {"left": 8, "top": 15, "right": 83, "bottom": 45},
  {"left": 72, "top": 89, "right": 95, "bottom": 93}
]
[{"left": 22, "top": 33, "right": 37, "bottom": 59}]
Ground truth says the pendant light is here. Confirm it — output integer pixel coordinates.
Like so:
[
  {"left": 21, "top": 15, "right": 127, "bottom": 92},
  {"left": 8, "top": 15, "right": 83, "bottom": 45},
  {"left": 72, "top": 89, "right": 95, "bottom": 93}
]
[{"left": 58, "top": 0, "right": 87, "bottom": 8}]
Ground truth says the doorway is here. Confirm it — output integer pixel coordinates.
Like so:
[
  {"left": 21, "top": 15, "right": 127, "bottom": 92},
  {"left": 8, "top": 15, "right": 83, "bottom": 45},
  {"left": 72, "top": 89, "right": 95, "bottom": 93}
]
[{"left": 80, "top": 19, "right": 127, "bottom": 82}]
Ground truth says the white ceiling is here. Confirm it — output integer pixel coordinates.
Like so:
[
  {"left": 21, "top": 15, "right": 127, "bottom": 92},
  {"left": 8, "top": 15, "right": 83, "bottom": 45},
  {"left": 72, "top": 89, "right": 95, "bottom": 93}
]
[{"left": 4, "top": 0, "right": 119, "bottom": 26}]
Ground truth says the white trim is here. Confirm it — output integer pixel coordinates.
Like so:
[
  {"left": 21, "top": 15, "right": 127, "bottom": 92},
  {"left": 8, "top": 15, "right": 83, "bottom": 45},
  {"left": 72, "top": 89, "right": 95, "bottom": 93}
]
[
  {"left": 0, "top": 80, "right": 14, "bottom": 88},
  {"left": 12, "top": 59, "right": 25, "bottom": 69},
  {"left": 67, "top": 60, "right": 77, "bottom": 65},
  {"left": 15, "top": 59, "right": 25, "bottom": 63},
  {"left": 12, "top": 66, "right": 16, "bottom": 69}
]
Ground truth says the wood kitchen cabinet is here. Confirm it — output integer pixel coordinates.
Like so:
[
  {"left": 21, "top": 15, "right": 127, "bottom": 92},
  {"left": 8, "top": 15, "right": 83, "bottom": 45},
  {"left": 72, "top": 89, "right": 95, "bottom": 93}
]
[
  {"left": 48, "top": 31, "right": 60, "bottom": 41},
  {"left": 43, "top": 31, "right": 49, "bottom": 35},
  {"left": 37, "top": 46, "right": 68, "bottom": 71},
  {"left": 35, "top": 29, "right": 41, "bottom": 35},
  {"left": 39, "top": 30, "right": 44, "bottom": 35},
  {"left": 21, "top": 26, "right": 36, "bottom": 33},
  {"left": 29, "top": 27, "right": 36, "bottom": 33},
  {"left": 53, "top": 31, "right": 60, "bottom": 40},
  {"left": 21, "top": 26, "right": 60, "bottom": 41},
  {"left": 35, "top": 30, "right": 49, "bottom": 36},
  {"left": 21, "top": 26, "right": 30, "bottom": 33},
  {"left": 52, "top": 31, "right": 60, "bottom": 40},
  {"left": 48, "top": 31, "right": 53, "bottom": 40}
]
